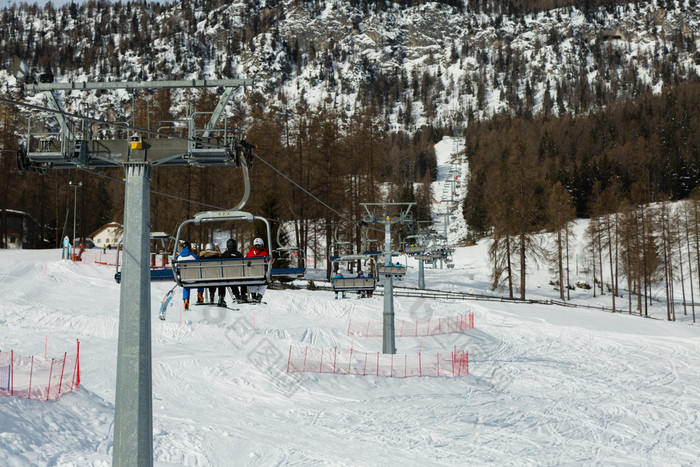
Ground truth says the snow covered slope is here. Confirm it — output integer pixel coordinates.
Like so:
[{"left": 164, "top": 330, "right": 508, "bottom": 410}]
[{"left": 2, "top": 241, "right": 700, "bottom": 464}]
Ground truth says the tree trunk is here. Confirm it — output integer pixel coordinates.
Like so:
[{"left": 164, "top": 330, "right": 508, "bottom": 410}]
[
  {"left": 519, "top": 232, "right": 526, "bottom": 300},
  {"left": 506, "top": 233, "right": 513, "bottom": 300},
  {"left": 557, "top": 229, "right": 564, "bottom": 301}
]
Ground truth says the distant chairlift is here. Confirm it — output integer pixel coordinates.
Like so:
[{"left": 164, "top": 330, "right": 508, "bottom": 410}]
[
  {"left": 403, "top": 235, "right": 426, "bottom": 256},
  {"left": 172, "top": 210, "right": 273, "bottom": 289},
  {"left": 376, "top": 258, "right": 407, "bottom": 278},
  {"left": 114, "top": 231, "right": 175, "bottom": 283},
  {"left": 331, "top": 254, "right": 377, "bottom": 295}
]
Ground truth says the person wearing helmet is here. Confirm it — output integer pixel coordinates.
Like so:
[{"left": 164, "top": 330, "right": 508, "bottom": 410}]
[
  {"left": 199, "top": 242, "right": 225, "bottom": 305},
  {"left": 245, "top": 237, "right": 269, "bottom": 302},
  {"left": 221, "top": 238, "right": 246, "bottom": 302},
  {"left": 332, "top": 267, "right": 346, "bottom": 299},
  {"left": 175, "top": 241, "right": 203, "bottom": 309}
]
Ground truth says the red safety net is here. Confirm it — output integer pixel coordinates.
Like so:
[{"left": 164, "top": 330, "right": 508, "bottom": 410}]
[
  {"left": 0, "top": 341, "right": 80, "bottom": 401},
  {"left": 347, "top": 312, "right": 474, "bottom": 338},
  {"left": 75, "top": 249, "right": 119, "bottom": 266},
  {"left": 286, "top": 345, "right": 468, "bottom": 378}
]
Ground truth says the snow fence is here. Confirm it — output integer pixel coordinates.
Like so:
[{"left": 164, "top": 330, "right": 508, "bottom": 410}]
[
  {"left": 287, "top": 345, "right": 468, "bottom": 378},
  {"left": 0, "top": 341, "right": 80, "bottom": 401},
  {"left": 347, "top": 312, "right": 474, "bottom": 338}
]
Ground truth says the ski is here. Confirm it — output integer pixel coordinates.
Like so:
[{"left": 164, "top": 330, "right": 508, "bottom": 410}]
[
  {"left": 236, "top": 299, "right": 266, "bottom": 305},
  {"left": 194, "top": 303, "right": 240, "bottom": 311},
  {"left": 158, "top": 285, "right": 177, "bottom": 321}
]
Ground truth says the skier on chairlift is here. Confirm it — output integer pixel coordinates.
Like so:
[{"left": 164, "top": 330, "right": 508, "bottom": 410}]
[
  {"left": 200, "top": 242, "right": 227, "bottom": 307},
  {"left": 221, "top": 238, "right": 246, "bottom": 303},
  {"left": 176, "top": 241, "right": 204, "bottom": 309},
  {"left": 245, "top": 237, "right": 269, "bottom": 302}
]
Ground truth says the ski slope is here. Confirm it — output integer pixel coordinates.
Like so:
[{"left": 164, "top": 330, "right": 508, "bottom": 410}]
[
  {"left": 1, "top": 138, "right": 700, "bottom": 465},
  {"left": 2, "top": 248, "right": 700, "bottom": 465}
]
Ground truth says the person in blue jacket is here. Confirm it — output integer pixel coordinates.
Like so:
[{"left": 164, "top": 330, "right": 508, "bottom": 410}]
[{"left": 176, "top": 241, "right": 204, "bottom": 309}]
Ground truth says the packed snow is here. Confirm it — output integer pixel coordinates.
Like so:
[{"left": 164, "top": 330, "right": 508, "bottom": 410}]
[{"left": 1, "top": 138, "right": 700, "bottom": 465}]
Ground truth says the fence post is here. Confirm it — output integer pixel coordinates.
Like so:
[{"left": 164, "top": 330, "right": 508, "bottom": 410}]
[
  {"left": 46, "top": 358, "right": 54, "bottom": 401},
  {"left": 419, "top": 351, "right": 422, "bottom": 377},
  {"left": 366, "top": 320, "right": 371, "bottom": 338},
  {"left": 333, "top": 347, "right": 337, "bottom": 374},
  {"left": 348, "top": 341, "right": 353, "bottom": 374},
  {"left": 10, "top": 350, "right": 14, "bottom": 396},
  {"left": 436, "top": 352, "right": 439, "bottom": 377},
  {"left": 58, "top": 352, "right": 67, "bottom": 395},
  {"left": 363, "top": 353, "right": 368, "bottom": 376},
  {"left": 28, "top": 356, "right": 34, "bottom": 399},
  {"left": 347, "top": 319, "right": 352, "bottom": 336},
  {"left": 75, "top": 340, "right": 80, "bottom": 389},
  {"left": 404, "top": 354, "right": 407, "bottom": 378},
  {"left": 302, "top": 346, "right": 308, "bottom": 373},
  {"left": 376, "top": 352, "right": 379, "bottom": 376},
  {"left": 319, "top": 348, "right": 324, "bottom": 373},
  {"left": 286, "top": 345, "right": 292, "bottom": 373}
]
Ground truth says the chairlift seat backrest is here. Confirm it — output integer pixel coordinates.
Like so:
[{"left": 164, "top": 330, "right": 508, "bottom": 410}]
[
  {"left": 333, "top": 277, "right": 376, "bottom": 292},
  {"left": 377, "top": 265, "right": 407, "bottom": 276},
  {"left": 177, "top": 256, "right": 269, "bottom": 287}
]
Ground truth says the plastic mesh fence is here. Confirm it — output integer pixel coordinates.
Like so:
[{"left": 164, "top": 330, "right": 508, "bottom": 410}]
[
  {"left": 347, "top": 313, "right": 474, "bottom": 338},
  {"left": 0, "top": 364, "right": 9, "bottom": 391},
  {"left": 287, "top": 346, "right": 468, "bottom": 378},
  {"left": 0, "top": 346, "right": 80, "bottom": 401}
]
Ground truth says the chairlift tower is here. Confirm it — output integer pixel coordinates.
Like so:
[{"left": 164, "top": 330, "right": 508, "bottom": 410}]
[
  {"left": 19, "top": 77, "right": 254, "bottom": 467},
  {"left": 361, "top": 202, "right": 415, "bottom": 354}
]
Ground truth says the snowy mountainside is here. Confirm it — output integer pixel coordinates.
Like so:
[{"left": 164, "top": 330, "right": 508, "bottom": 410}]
[{"left": 2, "top": 0, "right": 699, "bottom": 129}]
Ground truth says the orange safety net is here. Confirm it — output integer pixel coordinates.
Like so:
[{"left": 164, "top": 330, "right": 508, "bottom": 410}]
[
  {"left": 347, "top": 312, "right": 474, "bottom": 338},
  {"left": 287, "top": 345, "right": 468, "bottom": 378},
  {"left": 0, "top": 341, "right": 80, "bottom": 401}
]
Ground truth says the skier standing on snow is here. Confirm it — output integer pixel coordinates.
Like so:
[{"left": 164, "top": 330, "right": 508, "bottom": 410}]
[{"left": 245, "top": 237, "right": 269, "bottom": 302}]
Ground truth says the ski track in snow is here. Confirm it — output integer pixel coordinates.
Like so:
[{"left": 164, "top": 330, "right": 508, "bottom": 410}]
[{"left": 2, "top": 138, "right": 700, "bottom": 464}]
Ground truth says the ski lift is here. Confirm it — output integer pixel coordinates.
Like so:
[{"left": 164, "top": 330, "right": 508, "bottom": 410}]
[
  {"left": 403, "top": 234, "right": 425, "bottom": 256},
  {"left": 376, "top": 260, "right": 407, "bottom": 278},
  {"left": 271, "top": 225, "right": 306, "bottom": 279},
  {"left": 360, "top": 227, "right": 381, "bottom": 257},
  {"left": 114, "top": 231, "right": 175, "bottom": 283},
  {"left": 331, "top": 254, "right": 377, "bottom": 295},
  {"left": 172, "top": 210, "right": 273, "bottom": 289}
]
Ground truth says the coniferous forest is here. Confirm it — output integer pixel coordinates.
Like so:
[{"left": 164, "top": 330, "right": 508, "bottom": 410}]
[{"left": 1, "top": 0, "right": 700, "bottom": 291}]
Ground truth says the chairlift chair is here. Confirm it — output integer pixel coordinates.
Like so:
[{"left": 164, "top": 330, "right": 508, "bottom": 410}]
[
  {"left": 271, "top": 225, "right": 307, "bottom": 279},
  {"left": 114, "top": 231, "right": 175, "bottom": 283},
  {"left": 172, "top": 210, "right": 273, "bottom": 289},
  {"left": 331, "top": 254, "right": 377, "bottom": 294},
  {"left": 403, "top": 234, "right": 426, "bottom": 256}
]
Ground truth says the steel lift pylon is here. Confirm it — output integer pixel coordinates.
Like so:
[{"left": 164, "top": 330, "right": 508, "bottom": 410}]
[{"left": 19, "top": 77, "right": 254, "bottom": 467}]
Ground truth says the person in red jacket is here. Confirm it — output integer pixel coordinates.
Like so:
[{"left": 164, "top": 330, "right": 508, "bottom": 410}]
[{"left": 246, "top": 237, "right": 269, "bottom": 302}]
